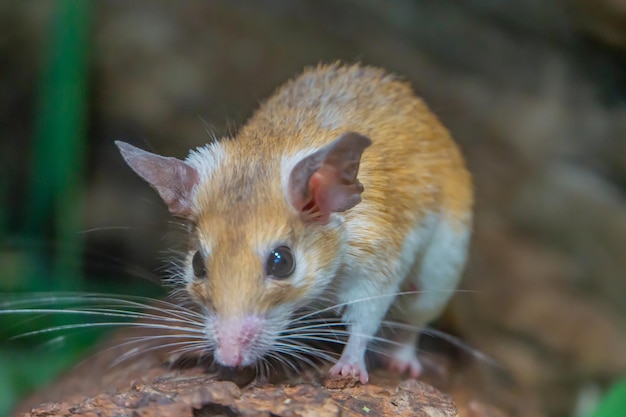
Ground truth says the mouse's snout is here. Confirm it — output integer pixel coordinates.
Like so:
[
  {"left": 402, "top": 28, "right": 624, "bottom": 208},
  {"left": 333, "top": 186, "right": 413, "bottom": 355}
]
[{"left": 213, "top": 314, "right": 267, "bottom": 368}]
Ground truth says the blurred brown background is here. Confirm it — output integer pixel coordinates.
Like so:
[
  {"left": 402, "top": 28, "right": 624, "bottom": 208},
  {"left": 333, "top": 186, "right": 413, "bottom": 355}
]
[{"left": 1, "top": 1, "right": 625, "bottom": 416}]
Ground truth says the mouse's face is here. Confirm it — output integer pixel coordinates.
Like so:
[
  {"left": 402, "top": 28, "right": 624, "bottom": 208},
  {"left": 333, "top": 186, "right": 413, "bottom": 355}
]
[
  {"left": 184, "top": 178, "right": 344, "bottom": 368},
  {"left": 116, "top": 131, "right": 370, "bottom": 369}
]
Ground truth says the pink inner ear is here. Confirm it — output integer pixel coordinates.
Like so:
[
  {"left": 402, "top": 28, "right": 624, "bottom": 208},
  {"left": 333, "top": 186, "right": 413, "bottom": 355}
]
[
  {"left": 302, "top": 171, "right": 329, "bottom": 221},
  {"left": 291, "top": 132, "right": 371, "bottom": 223}
]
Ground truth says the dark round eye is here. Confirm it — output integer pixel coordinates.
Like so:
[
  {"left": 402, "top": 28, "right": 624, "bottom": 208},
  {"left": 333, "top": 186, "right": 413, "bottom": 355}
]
[
  {"left": 192, "top": 251, "right": 207, "bottom": 278},
  {"left": 266, "top": 246, "right": 295, "bottom": 279}
]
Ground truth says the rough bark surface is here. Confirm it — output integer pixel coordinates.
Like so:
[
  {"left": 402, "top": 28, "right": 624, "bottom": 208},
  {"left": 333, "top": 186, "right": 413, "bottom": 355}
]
[
  {"left": 15, "top": 326, "right": 509, "bottom": 417},
  {"left": 20, "top": 374, "right": 458, "bottom": 417}
]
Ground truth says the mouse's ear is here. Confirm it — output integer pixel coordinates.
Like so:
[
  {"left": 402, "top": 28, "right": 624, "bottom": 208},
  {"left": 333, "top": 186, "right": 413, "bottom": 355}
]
[
  {"left": 288, "top": 132, "right": 372, "bottom": 223},
  {"left": 116, "top": 141, "right": 199, "bottom": 218}
]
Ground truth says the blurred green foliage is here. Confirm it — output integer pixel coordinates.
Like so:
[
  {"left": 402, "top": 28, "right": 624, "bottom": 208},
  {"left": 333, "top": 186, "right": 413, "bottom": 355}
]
[
  {"left": 0, "top": 1, "right": 166, "bottom": 414},
  {"left": 591, "top": 379, "right": 626, "bottom": 417},
  {"left": 0, "top": 347, "right": 82, "bottom": 416},
  {"left": 0, "top": 0, "right": 94, "bottom": 414},
  {"left": 25, "top": 0, "right": 90, "bottom": 292}
]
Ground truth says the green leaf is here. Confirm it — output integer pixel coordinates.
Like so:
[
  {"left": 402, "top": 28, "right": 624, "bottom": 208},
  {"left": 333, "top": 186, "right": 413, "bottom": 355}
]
[{"left": 591, "top": 378, "right": 626, "bottom": 417}]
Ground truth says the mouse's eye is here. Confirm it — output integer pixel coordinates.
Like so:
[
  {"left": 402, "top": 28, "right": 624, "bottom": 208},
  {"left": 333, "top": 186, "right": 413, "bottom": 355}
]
[
  {"left": 192, "top": 251, "right": 207, "bottom": 278},
  {"left": 266, "top": 246, "right": 295, "bottom": 279}
]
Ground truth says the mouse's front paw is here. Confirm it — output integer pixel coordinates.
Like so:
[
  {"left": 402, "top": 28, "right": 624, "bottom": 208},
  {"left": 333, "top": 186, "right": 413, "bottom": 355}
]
[{"left": 329, "top": 358, "right": 369, "bottom": 384}]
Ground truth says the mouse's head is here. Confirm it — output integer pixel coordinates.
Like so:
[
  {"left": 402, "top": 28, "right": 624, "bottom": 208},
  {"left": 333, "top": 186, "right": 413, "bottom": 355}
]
[{"left": 116, "top": 132, "right": 370, "bottom": 368}]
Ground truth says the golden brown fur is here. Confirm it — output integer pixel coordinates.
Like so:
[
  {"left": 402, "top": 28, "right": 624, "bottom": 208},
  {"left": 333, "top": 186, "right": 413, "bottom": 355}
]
[{"left": 188, "top": 63, "right": 471, "bottom": 316}]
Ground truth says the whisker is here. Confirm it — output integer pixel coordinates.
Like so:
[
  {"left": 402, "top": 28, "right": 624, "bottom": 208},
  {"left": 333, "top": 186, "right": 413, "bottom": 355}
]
[
  {"left": 296, "top": 289, "right": 480, "bottom": 322},
  {"left": 120, "top": 333, "right": 207, "bottom": 343},
  {"left": 170, "top": 343, "right": 211, "bottom": 359},
  {"left": 285, "top": 321, "right": 346, "bottom": 333},
  {"left": 0, "top": 294, "right": 206, "bottom": 326},
  {"left": 1, "top": 308, "right": 149, "bottom": 320},
  {"left": 273, "top": 341, "right": 338, "bottom": 364},
  {"left": 0, "top": 307, "right": 203, "bottom": 334},
  {"left": 72, "top": 332, "right": 208, "bottom": 369},
  {"left": 72, "top": 307, "right": 204, "bottom": 326},
  {"left": 279, "top": 334, "right": 347, "bottom": 346},
  {"left": 259, "top": 357, "right": 270, "bottom": 381},
  {"left": 1, "top": 292, "right": 200, "bottom": 313},
  {"left": 79, "top": 226, "right": 133, "bottom": 234},
  {"left": 272, "top": 347, "right": 320, "bottom": 371},
  {"left": 266, "top": 350, "right": 301, "bottom": 374},
  {"left": 111, "top": 340, "right": 209, "bottom": 367},
  {"left": 13, "top": 321, "right": 206, "bottom": 340},
  {"left": 381, "top": 322, "right": 499, "bottom": 367},
  {"left": 281, "top": 320, "right": 496, "bottom": 368}
]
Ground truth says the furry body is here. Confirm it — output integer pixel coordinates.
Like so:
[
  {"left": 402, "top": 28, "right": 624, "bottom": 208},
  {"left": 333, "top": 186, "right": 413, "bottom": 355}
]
[{"left": 117, "top": 63, "right": 473, "bottom": 383}]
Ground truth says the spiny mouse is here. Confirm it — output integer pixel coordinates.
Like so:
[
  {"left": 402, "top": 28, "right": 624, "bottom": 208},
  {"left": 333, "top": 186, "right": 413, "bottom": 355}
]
[{"left": 116, "top": 63, "right": 473, "bottom": 384}]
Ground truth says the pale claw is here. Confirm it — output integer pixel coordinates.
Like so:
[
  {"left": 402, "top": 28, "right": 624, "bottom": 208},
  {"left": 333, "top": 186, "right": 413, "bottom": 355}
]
[{"left": 329, "top": 359, "right": 369, "bottom": 384}]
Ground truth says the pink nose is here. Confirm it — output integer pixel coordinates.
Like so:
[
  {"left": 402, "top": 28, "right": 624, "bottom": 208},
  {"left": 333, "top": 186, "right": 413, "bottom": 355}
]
[
  {"left": 216, "top": 347, "right": 244, "bottom": 367},
  {"left": 214, "top": 315, "right": 264, "bottom": 367}
]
